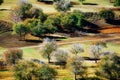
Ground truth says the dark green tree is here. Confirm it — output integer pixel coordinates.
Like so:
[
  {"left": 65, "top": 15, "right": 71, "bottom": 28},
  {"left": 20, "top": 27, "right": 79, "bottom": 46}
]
[
  {"left": 99, "top": 9, "right": 115, "bottom": 21},
  {"left": 34, "top": 66, "right": 57, "bottom": 80},
  {"left": 96, "top": 54, "right": 120, "bottom": 80},
  {"left": 13, "top": 22, "right": 29, "bottom": 40},
  {"left": 114, "top": 0, "right": 120, "bottom": 6}
]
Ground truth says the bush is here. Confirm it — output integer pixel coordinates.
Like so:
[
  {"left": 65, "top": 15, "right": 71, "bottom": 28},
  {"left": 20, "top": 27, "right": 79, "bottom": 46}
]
[
  {"left": 99, "top": 9, "right": 115, "bottom": 20},
  {"left": 114, "top": 0, "right": 120, "bottom": 6},
  {"left": 34, "top": 66, "right": 57, "bottom": 80},
  {"left": 4, "top": 48, "right": 23, "bottom": 65}
]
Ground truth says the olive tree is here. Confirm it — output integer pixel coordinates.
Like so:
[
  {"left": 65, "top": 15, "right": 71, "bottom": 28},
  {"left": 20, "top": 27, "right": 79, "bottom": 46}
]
[
  {"left": 54, "top": 0, "right": 71, "bottom": 12},
  {"left": 41, "top": 38, "right": 57, "bottom": 63},
  {"left": 89, "top": 45, "right": 102, "bottom": 63},
  {"left": 4, "top": 48, "right": 23, "bottom": 65},
  {"left": 34, "top": 66, "right": 57, "bottom": 80},
  {"left": 71, "top": 43, "right": 84, "bottom": 55},
  {"left": 99, "top": 9, "right": 115, "bottom": 21},
  {"left": 96, "top": 54, "right": 120, "bottom": 80},
  {"left": 68, "top": 56, "right": 87, "bottom": 80},
  {"left": 53, "top": 49, "right": 68, "bottom": 68},
  {"left": 13, "top": 22, "right": 29, "bottom": 40}
]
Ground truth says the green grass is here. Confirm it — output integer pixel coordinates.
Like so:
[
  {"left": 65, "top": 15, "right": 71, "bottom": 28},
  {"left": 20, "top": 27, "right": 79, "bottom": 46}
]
[{"left": 72, "top": 0, "right": 113, "bottom": 6}]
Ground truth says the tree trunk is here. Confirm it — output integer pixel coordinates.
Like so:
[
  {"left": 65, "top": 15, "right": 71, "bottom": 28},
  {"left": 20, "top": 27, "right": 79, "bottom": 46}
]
[
  {"left": 48, "top": 56, "right": 51, "bottom": 63},
  {"left": 75, "top": 74, "right": 77, "bottom": 80}
]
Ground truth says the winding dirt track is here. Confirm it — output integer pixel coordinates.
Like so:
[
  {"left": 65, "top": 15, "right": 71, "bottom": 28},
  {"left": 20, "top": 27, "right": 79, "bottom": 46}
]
[{"left": 8, "top": 36, "right": 120, "bottom": 49}]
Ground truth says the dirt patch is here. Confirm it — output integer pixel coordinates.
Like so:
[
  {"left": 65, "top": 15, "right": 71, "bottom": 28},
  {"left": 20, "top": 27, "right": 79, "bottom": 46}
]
[{"left": 100, "top": 27, "right": 120, "bottom": 33}]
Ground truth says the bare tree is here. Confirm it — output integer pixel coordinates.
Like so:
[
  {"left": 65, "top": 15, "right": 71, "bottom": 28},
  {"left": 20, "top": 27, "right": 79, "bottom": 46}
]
[{"left": 71, "top": 43, "right": 84, "bottom": 55}]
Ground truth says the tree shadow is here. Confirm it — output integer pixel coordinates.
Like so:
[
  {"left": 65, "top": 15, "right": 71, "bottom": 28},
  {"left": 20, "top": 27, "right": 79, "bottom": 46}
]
[{"left": 106, "top": 19, "right": 120, "bottom": 25}]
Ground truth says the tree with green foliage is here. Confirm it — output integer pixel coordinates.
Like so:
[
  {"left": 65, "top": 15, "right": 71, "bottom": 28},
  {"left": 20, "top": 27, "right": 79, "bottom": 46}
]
[
  {"left": 14, "top": 61, "right": 36, "bottom": 80},
  {"left": 96, "top": 54, "right": 120, "bottom": 80},
  {"left": 34, "top": 66, "right": 57, "bottom": 80},
  {"left": 68, "top": 56, "right": 87, "bottom": 80},
  {"left": 13, "top": 22, "right": 29, "bottom": 40},
  {"left": 60, "top": 12, "right": 84, "bottom": 32},
  {"left": 99, "top": 9, "right": 115, "bottom": 21},
  {"left": 0, "top": 0, "right": 3, "bottom": 5},
  {"left": 4, "top": 49, "right": 23, "bottom": 65},
  {"left": 114, "top": 0, "right": 120, "bottom": 6},
  {"left": 41, "top": 38, "right": 57, "bottom": 63}
]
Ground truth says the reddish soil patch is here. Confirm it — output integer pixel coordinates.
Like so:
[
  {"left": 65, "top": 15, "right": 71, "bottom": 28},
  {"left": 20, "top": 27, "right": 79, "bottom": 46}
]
[{"left": 100, "top": 27, "right": 120, "bottom": 33}]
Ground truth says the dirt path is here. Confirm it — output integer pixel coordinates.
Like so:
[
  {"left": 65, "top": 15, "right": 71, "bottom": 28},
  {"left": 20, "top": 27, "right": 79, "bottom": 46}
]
[{"left": 2, "top": 35, "right": 120, "bottom": 50}]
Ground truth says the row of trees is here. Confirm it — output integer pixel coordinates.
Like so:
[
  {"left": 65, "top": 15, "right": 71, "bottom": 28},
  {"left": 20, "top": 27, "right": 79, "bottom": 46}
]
[
  {"left": 12, "top": 3, "right": 83, "bottom": 38},
  {"left": 3, "top": 39, "right": 120, "bottom": 80}
]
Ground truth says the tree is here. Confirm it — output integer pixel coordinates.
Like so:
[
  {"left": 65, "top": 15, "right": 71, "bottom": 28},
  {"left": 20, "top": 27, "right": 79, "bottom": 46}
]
[
  {"left": 114, "top": 0, "right": 120, "bottom": 6},
  {"left": 54, "top": 0, "right": 71, "bottom": 12},
  {"left": 34, "top": 66, "right": 57, "bottom": 80},
  {"left": 68, "top": 56, "right": 87, "bottom": 80},
  {"left": 53, "top": 49, "right": 68, "bottom": 68},
  {"left": 0, "top": 0, "right": 3, "bottom": 5},
  {"left": 13, "top": 22, "right": 29, "bottom": 40},
  {"left": 41, "top": 38, "right": 57, "bottom": 63},
  {"left": 99, "top": 9, "right": 115, "bottom": 21},
  {"left": 89, "top": 44, "right": 102, "bottom": 63},
  {"left": 14, "top": 61, "right": 36, "bottom": 80},
  {"left": 96, "top": 54, "right": 120, "bottom": 80},
  {"left": 71, "top": 43, "right": 84, "bottom": 55},
  {"left": 60, "top": 13, "right": 84, "bottom": 32},
  {"left": 4, "top": 48, "right": 23, "bottom": 65}
]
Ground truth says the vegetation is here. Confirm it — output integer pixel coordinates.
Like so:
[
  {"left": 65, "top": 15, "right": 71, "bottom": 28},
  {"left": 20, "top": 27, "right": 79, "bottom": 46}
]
[
  {"left": 96, "top": 54, "right": 120, "bottom": 80},
  {"left": 4, "top": 48, "right": 23, "bottom": 65},
  {"left": 99, "top": 9, "right": 115, "bottom": 21},
  {"left": 68, "top": 56, "right": 87, "bottom": 80},
  {"left": 34, "top": 65, "right": 57, "bottom": 80},
  {"left": 114, "top": 0, "right": 120, "bottom": 6},
  {"left": 41, "top": 38, "right": 57, "bottom": 63},
  {"left": 12, "top": 22, "right": 29, "bottom": 40},
  {"left": 54, "top": 0, "right": 71, "bottom": 12}
]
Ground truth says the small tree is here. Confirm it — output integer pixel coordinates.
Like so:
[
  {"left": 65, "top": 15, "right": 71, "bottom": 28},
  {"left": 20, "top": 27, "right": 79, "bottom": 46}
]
[
  {"left": 89, "top": 45, "right": 102, "bottom": 63},
  {"left": 96, "top": 54, "right": 120, "bottom": 80},
  {"left": 41, "top": 38, "right": 57, "bottom": 63},
  {"left": 71, "top": 43, "right": 84, "bottom": 55},
  {"left": 114, "top": 0, "right": 120, "bottom": 6},
  {"left": 68, "top": 56, "right": 87, "bottom": 80},
  {"left": 0, "top": 0, "right": 3, "bottom": 5},
  {"left": 14, "top": 61, "right": 36, "bottom": 80},
  {"left": 4, "top": 48, "right": 23, "bottom": 65},
  {"left": 99, "top": 9, "right": 115, "bottom": 21},
  {"left": 53, "top": 49, "right": 68, "bottom": 68},
  {"left": 34, "top": 66, "right": 57, "bottom": 80},
  {"left": 13, "top": 22, "right": 29, "bottom": 40},
  {"left": 54, "top": 0, "right": 71, "bottom": 12}
]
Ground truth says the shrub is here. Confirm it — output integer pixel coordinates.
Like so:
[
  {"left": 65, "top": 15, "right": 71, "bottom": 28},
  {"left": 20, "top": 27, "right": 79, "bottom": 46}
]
[
  {"left": 99, "top": 9, "right": 115, "bottom": 20},
  {"left": 4, "top": 48, "right": 23, "bottom": 65},
  {"left": 14, "top": 61, "right": 36, "bottom": 80},
  {"left": 34, "top": 66, "right": 57, "bottom": 80}
]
